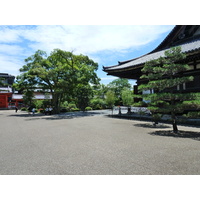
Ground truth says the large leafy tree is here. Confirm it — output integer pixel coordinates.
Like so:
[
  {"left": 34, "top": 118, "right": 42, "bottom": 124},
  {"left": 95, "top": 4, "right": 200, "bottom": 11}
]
[
  {"left": 107, "top": 78, "right": 132, "bottom": 105},
  {"left": 139, "top": 47, "right": 200, "bottom": 133},
  {"left": 16, "top": 49, "right": 100, "bottom": 113}
]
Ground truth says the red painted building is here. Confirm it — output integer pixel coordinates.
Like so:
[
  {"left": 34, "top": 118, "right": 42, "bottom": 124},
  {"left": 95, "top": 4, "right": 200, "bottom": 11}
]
[
  {"left": 0, "top": 73, "right": 15, "bottom": 109},
  {"left": 0, "top": 73, "right": 52, "bottom": 109}
]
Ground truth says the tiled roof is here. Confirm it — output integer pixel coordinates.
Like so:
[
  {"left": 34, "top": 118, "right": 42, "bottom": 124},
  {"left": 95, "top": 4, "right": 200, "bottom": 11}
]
[
  {"left": 0, "top": 87, "right": 12, "bottom": 93},
  {"left": 12, "top": 94, "right": 52, "bottom": 100},
  {"left": 104, "top": 39, "right": 200, "bottom": 72}
]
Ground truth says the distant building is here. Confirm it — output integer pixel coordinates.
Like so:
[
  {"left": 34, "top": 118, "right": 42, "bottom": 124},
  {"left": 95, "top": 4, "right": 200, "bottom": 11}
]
[
  {"left": 0, "top": 73, "right": 52, "bottom": 109},
  {"left": 103, "top": 25, "right": 200, "bottom": 99},
  {"left": 0, "top": 73, "right": 15, "bottom": 109}
]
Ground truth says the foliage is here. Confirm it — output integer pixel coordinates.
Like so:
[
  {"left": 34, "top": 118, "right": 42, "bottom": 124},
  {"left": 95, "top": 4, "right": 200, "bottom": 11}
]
[
  {"left": 107, "top": 78, "right": 132, "bottom": 105},
  {"left": 71, "top": 108, "right": 80, "bottom": 112},
  {"left": 60, "top": 103, "right": 79, "bottom": 112},
  {"left": 132, "top": 101, "right": 148, "bottom": 107},
  {"left": 152, "top": 113, "right": 162, "bottom": 126},
  {"left": 92, "top": 84, "right": 108, "bottom": 99},
  {"left": 75, "top": 84, "right": 93, "bottom": 111},
  {"left": 90, "top": 98, "right": 107, "bottom": 110},
  {"left": 34, "top": 99, "right": 43, "bottom": 109},
  {"left": 15, "top": 49, "right": 100, "bottom": 113},
  {"left": 138, "top": 46, "right": 200, "bottom": 133},
  {"left": 61, "top": 101, "right": 69, "bottom": 108},
  {"left": 68, "top": 103, "right": 77, "bottom": 110},
  {"left": 85, "top": 106, "right": 93, "bottom": 111},
  {"left": 22, "top": 90, "right": 35, "bottom": 106},
  {"left": 105, "top": 90, "right": 116, "bottom": 108},
  {"left": 21, "top": 107, "right": 27, "bottom": 111},
  {"left": 37, "top": 108, "right": 44, "bottom": 113},
  {"left": 184, "top": 111, "right": 200, "bottom": 118},
  {"left": 121, "top": 88, "right": 133, "bottom": 106}
]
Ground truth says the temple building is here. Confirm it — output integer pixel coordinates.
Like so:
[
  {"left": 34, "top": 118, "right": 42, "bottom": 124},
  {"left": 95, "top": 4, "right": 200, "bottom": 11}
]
[
  {"left": 0, "top": 73, "right": 52, "bottom": 109},
  {"left": 0, "top": 73, "right": 15, "bottom": 109},
  {"left": 103, "top": 25, "right": 200, "bottom": 97}
]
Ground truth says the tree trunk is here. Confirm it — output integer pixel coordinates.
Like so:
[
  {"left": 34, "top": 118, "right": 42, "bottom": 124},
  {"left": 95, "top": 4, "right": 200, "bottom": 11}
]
[
  {"left": 52, "top": 93, "right": 60, "bottom": 114},
  {"left": 171, "top": 98, "right": 179, "bottom": 133},
  {"left": 171, "top": 112, "right": 178, "bottom": 133}
]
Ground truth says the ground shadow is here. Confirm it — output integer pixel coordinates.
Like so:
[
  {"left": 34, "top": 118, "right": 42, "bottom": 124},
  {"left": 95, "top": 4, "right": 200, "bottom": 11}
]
[
  {"left": 148, "top": 130, "right": 200, "bottom": 141},
  {"left": 134, "top": 123, "right": 170, "bottom": 129},
  {"left": 8, "top": 111, "right": 104, "bottom": 121}
]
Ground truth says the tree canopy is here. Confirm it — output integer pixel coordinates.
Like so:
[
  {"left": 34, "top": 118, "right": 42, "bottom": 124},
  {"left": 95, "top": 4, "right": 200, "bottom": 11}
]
[
  {"left": 107, "top": 78, "right": 132, "bottom": 105},
  {"left": 138, "top": 47, "right": 200, "bottom": 133},
  {"left": 121, "top": 88, "right": 133, "bottom": 107},
  {"left": 15, "top": 49, "right": 100, "bottom": 113}
]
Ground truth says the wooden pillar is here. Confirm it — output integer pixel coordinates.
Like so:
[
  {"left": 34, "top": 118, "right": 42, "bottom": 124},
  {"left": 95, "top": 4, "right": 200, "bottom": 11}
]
[{"left": 5, "top": 95, "right": 8, "bottom": 108}]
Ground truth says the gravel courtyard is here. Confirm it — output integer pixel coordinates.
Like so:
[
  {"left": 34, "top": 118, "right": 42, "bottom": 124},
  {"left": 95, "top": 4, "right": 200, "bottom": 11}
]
[{"left": 0, "top": 110, "right": 200, "bottom": 175}]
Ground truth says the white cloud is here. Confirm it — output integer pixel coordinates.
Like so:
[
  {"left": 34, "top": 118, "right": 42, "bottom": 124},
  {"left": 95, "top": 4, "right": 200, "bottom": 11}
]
[
  {"left": 0, "top": 55, "right": 23, "bottom": 76},
  {"left": 0, "top": 27, "right": 22, "bottom": 43},
  {"left": 0, "top": 44, "right": 24, "bottom": 55},
  {"left": 0, "top": 25, "right": 173, "bottom": 54},
  {"left": 0, "top": 25, "right": 174, "bottom": 79}
]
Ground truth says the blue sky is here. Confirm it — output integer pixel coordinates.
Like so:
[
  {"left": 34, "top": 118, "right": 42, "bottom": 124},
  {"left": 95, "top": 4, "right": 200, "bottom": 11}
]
[{"left": 0, "top": 25, "right": 174, "bottom": 85}]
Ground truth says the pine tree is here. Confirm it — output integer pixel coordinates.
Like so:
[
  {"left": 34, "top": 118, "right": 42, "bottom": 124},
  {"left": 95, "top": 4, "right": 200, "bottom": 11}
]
[{"left": 138, "top": 47, "right": 200, "bottom": 133}]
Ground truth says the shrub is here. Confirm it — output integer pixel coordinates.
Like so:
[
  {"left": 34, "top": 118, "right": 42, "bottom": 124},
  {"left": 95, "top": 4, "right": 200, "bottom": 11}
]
[
  {"left": 71, "top": 108, "right": 80, "bottom": 112},
  {"left": 68, "top": 103, "right": 77, "bottom": 110},
  {"left": 21, "top": 107, "right": 27, "bottom": 111},
  {"left": 185, "top": 111, "right": 200, "bottom": 118},
  {"left": 85, "top": 106, "right": 92, "bottom": 111},
  {"left": 90, "top": 98, "right": 106, "bottom": 110},
  {"left": 61, "top": 101, "right": 68, "bottom": 107},
  {"left": 152, "top": 113, "right": 162, "bottom": 125},
  {"left": 60, "top": 108, "right": 68, "bottom": 113},
  {"left": 62, "top": 103, "right": 78, "bottom": 112}
]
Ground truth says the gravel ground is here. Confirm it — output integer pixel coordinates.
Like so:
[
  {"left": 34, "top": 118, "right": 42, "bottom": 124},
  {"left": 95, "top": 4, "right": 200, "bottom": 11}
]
[{"left": 0, "top": 109, "right": 200, "bottom": 175}]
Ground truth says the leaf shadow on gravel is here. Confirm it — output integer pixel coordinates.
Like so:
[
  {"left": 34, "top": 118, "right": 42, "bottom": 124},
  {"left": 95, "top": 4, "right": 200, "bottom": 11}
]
[
  {"left": 134, "top": 123, "right": 200, "bottom": 141},
  {"left": 8, "top": 111, "right": 103, "bottom": 121},
  {"left": 149, "top": 130, "right": 200, "bottom": 141},
  {"left": 134, "top": 123, "right": 170, "bottom": 129}
]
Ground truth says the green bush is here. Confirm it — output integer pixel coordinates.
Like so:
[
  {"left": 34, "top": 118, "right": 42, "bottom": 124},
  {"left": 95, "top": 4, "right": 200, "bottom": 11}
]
[
  {"left": 61, "top": 101, "right": 68, "bottom": 107},
  {"left": 152, "top": 113, "right": 162, "bottom": 125},
  {"left": 71, "top": 108, "right": 80, "bottom": 112},
  {"left": 21, "top": 107, "right": 27, "bottom": 111},
  {"left": 60, "top": 108, "right": 68, "bottom": 113},
  {"left": 34, "top": 100, "right": 43, "bottom": 109},
  {"left": 61, "top": 103, "right": 78, "bottom": 112},
  {"left": 184, "top": 112, "right": 200, "bottom": 118},
  {"left": 90, "top": 98, "right": 106, "bottom": 110},
  {"left": 68, "top": 103, "right": 77, "bottom": 109},
  {"left": 85, "top": 106, "right": 92, "bottom": 111}
]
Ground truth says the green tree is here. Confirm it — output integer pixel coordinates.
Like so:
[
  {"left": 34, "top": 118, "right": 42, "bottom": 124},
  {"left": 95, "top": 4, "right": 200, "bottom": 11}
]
[
  {"left": 139, "top": 47, "right": 200, "bottom": 133},
  {"left": 89, "top": 98, "right": 106, "bottom": 110},
  {"left": 75, "top": 84, "right": 93, "bottom": 111},
  {"left": 16, "top": 49, "right": 100, "bottom": 113},
  {"left": 105, "top": 90, "right": 116, "bottom": 114},
  {"left": 121, "top": 88, "right": 133, "bottom": 114},
  {"left": 107, "top": 78, "right": 132, "bottom": 105},
  {"left": 22, "top": 89, "right": 35, "bottom": 107},
  {"left": 93, "top": 84, "right": 108, "bottom": 99},
  {"left": 121, "top": 88, "right": 133, "bottom": 106}
]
